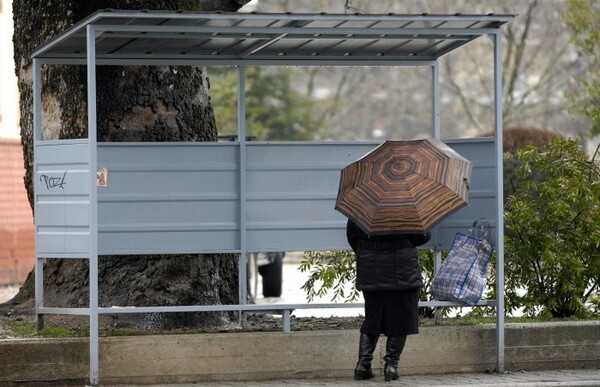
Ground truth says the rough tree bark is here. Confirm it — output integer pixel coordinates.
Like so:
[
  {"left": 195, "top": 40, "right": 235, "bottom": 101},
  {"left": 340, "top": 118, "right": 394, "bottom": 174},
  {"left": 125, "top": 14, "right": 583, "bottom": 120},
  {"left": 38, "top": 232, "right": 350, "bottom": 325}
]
[{"left": 12, "top": 0, "right": 250, "bottom": 330}]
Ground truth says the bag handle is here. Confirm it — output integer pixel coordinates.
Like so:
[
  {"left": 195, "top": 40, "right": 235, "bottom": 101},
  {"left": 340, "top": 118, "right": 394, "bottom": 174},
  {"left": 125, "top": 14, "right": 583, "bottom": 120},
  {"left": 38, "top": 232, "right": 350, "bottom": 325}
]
[{"left": 469, "top": 218, "right": 490, "bottom": 240}]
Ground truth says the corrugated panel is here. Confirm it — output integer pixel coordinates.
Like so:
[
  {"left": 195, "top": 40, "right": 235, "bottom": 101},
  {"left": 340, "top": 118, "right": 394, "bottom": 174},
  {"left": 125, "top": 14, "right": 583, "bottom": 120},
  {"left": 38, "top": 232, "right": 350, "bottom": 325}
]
[
  {"left": 433, "top": 139, "right": 497, "bottom": 248},
  {"left": 97, "top": 143, "right": 239, "bottom": 254},
  {"left": 35, "top": 140, "right": 91, "bottom": 256},
  {"left": 246, "top": 139, "right": 496, "bottom": 252},
  {"left": 246, "top": 142, "right": 374, "bottom": 252},
  {"left": 90, "top": 139, "right": 497, "bottom": 254},
  {"left": 32, "top": 11, "right": 514, "bottom": 64}
]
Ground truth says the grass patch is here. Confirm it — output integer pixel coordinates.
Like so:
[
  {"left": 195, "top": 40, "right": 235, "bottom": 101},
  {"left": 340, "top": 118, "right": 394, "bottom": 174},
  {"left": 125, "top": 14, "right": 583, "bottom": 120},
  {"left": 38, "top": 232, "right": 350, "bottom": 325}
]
[
  {"left": 2, "top": 320, "right": 87, "bottom": 338},
  {"left": 40, "top": 326, "right": 87, "bottom": 337},
  {"left": 421, "top": 315, "right": 596, "bottom": 326},
  {"left": 439, "top": 316, "right": 547, "bottom": 326}
]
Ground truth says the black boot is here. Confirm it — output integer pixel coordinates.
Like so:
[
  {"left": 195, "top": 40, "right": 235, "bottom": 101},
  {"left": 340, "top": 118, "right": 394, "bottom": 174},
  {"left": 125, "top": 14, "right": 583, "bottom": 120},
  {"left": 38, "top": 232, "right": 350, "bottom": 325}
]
[
  {"left": 384, "top": 335, "right": 406, "bottom": 381},
  {"left": 354, "top": 333, "right": 379, "bottom": 380}
]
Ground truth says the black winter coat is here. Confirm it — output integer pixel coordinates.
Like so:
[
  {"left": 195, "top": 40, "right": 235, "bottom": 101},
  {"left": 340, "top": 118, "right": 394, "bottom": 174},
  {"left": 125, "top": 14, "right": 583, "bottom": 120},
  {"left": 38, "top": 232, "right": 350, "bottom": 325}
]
[{"left": 346, "top": 220, "right": 430, "bottom": 292}]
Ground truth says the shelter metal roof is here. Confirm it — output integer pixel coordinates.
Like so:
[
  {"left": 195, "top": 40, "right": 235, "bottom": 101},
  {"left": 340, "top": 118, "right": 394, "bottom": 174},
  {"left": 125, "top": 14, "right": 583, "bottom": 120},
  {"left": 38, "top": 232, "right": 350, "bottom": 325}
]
[{"left": 31, "top": 10, "right": 514, "bottom": 65}]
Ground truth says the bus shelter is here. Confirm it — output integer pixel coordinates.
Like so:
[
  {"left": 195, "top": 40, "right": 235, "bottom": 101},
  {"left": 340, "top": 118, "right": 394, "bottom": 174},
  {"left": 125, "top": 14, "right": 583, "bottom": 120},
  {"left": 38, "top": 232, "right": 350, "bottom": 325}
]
[{"left": 31, "top": 10, "right": 514, "bottom": 385}]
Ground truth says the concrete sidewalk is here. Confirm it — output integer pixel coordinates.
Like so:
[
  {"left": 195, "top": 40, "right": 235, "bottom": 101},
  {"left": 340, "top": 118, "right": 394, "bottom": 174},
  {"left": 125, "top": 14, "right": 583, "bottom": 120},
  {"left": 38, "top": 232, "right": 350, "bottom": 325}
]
[{"left": 112, "top": 369, "right": 600, "bottom": 386}]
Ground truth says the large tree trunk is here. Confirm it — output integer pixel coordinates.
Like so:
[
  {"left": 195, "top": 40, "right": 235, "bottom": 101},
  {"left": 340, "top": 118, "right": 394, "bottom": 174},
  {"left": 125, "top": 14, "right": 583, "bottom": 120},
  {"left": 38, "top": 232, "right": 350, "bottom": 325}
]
[{"left": 12, "top": 0, "right": 250, "bottom": 330}]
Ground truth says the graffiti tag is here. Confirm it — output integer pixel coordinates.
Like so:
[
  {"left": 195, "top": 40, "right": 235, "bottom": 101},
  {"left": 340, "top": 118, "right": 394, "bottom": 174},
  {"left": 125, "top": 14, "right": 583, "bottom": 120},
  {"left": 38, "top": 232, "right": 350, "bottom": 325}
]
[{"left": 40, "top": 171, "right": 67, "bottom": 190}]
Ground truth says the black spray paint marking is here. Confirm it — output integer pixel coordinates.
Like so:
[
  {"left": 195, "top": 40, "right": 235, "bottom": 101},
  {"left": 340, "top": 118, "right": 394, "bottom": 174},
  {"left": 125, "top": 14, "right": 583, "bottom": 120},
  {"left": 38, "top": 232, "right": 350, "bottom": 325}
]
[{"left": 39, "top": 171, "right": 67, "bottom": 190}]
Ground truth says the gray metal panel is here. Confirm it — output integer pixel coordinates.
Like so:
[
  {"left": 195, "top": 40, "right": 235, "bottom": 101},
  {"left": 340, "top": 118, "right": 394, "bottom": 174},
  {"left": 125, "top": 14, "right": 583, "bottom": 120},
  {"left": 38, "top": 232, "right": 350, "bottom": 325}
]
[
  {"left": 246, "top": 139, "right": 496, "bottom": 252},
  {"left": 35, "top": 140, "right": 91, "bottom": 256},
  {"left": 85, "top": 139, "right": 497, "bottom": 254},
  {"left": 31, "top": 11, "right": 514, "bottom": 64},
  {"left": 31, "top": 139, "right": 495, "bottom": 255},
  {"left": 432, "top": 138, "right": 497, "bottom": 249},
  {"left": 97, "top": 143, "right": 239, "bottom": 254},
  {"left": 246, "top": 142, "right": 374, "bottom": 251}
]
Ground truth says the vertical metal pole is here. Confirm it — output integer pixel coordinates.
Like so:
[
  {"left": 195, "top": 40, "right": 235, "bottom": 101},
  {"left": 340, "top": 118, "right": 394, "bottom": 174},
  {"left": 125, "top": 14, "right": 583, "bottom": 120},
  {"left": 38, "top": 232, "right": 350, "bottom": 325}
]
[
  {"left": 32, "top": 58, "right": 44, "bottom": 331},
  {"left": 492, "top": 31, "right": 505, "bottom": 373},
  {"left": 86, "top": 24, "right": 100, "bottom": 387},
  {"left": 283, "top": 309, "right": 291, "bottom": 333},
  {"left": 432, "top": 62, "right": 442, "bottom": 324},
  {"left": 432, "top": 62, "right": 441, "bottom": 139},
  {"left": 433, "top": 250, "right": 443, "bottom": 325},
  {"left": 237, "top": 66, "right": 248, "bottom": 327}
]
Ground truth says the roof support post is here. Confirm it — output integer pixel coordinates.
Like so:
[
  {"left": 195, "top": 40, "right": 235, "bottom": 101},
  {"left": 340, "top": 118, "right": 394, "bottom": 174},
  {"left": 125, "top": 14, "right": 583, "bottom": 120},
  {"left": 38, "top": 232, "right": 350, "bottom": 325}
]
[
  {"left": 491, "top": 31, "right": 505, "bottom": 374},
  {"left": 32, "top": 58, "right": 44, "bottom": 331},
  {"left": 32, "top": 59, "right": 42, "bottom": 143},
  {"left": 431, "top": 61, "right": 443, "bottom": 325},
  {"left": 86, "top": 24, "right": 100, "bottom": 387},
  {"left": 237, "top": 65, "right": 248, "bottom": 324},
  {"left": 431, "top": 62, "right": 441, "bottom": 139}
]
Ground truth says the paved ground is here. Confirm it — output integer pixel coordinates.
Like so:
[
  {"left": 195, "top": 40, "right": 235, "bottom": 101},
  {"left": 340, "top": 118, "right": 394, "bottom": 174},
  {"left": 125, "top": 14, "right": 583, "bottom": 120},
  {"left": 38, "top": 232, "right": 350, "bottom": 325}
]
[{"left": 110, "top": 369, "right": 600, "bottom": 387}]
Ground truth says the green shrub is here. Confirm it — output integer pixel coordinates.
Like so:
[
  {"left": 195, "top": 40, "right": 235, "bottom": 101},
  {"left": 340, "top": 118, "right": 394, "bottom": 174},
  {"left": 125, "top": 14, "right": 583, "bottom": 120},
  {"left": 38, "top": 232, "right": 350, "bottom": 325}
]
[
  {"left": 299, "top": 250, "right": 359, "bottom": 302},
  {"left": 504, "top": 138, "right": 600, "bottom": 318},
  {"left": 299, "top": 249, "right": 438, "bottom": 317}
]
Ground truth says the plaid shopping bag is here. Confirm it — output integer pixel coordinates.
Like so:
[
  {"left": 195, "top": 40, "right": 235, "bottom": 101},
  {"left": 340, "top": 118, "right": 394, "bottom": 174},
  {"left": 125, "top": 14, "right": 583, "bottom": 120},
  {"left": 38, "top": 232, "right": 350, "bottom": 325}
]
[{"left": 430, "top": 219, "right": 493, "bottom": 306}]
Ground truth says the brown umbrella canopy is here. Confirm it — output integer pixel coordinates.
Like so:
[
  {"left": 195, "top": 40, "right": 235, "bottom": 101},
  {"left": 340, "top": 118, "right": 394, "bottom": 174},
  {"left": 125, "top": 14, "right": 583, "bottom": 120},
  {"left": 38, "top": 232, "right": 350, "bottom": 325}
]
[{"left": 335, "top": 138, "right": 472, "bottom": 235}]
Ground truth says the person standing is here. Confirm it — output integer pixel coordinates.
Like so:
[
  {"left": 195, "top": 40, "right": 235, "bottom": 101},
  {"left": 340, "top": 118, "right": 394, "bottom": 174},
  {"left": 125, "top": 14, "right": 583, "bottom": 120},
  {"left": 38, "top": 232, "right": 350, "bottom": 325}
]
[{"left": 347, "top": 219, "right": 430, "bottom": 381}]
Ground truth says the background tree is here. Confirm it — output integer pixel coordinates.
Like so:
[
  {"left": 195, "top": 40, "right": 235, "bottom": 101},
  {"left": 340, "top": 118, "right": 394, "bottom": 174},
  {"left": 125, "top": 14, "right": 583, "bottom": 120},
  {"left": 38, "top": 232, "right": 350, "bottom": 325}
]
[
  {"left": 504, "top": 138, "right": 600, "bottom": 318},
  {"left": 563, "top": 0, "right": 600, "bottom": 136},
  {"left": 210, "top": 66, "right": 320, "bottom": 140},
  {"left": 251, "top": 0, "right": 590, "bottom": 142},
  {"left": 11, "top": 0, "right": 250, "bottom": 330}
]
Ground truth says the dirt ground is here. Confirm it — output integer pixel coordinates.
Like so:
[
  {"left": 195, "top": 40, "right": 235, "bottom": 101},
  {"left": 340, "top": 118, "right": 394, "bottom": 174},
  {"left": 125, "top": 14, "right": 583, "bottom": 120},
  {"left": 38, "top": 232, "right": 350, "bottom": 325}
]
[
  {"left": 0, "top": 308, "right": 365, "bottom": 339},
  {"left": 0, "top": 288, "right": 365, "bottom": 339},
  {"left": 0, "top": 262, "right": 368, "bottom": 338}
]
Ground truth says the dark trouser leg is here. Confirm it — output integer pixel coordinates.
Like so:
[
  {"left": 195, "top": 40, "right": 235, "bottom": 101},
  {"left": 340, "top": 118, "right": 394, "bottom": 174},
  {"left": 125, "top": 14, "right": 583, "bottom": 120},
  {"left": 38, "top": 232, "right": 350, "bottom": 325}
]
[
  {"left": 384, "top": 335, "right": 406, "bottom": 381},
  {"left": 354, "top": 333, "right": 379, "bottom": 380}
]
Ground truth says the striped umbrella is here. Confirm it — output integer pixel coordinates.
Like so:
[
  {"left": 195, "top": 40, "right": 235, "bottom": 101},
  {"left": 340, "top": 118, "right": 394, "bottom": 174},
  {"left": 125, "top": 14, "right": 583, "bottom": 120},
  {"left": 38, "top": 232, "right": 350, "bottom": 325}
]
[{"left": 335, "top": 138, "right": 472, "bottom": 235}]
